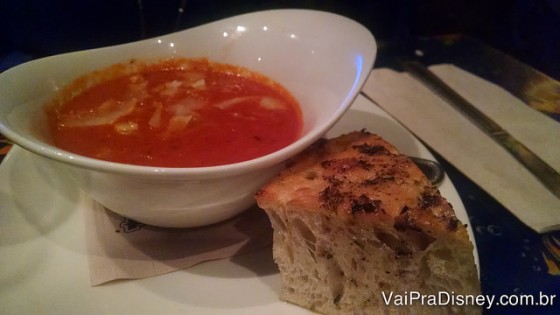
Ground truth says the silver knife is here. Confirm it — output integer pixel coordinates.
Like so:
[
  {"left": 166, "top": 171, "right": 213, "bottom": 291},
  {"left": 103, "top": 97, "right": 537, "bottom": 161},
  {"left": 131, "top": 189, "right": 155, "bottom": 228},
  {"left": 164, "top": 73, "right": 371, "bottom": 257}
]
[{"left": 402, "top": 61, "right": 560, "bottom": 199}]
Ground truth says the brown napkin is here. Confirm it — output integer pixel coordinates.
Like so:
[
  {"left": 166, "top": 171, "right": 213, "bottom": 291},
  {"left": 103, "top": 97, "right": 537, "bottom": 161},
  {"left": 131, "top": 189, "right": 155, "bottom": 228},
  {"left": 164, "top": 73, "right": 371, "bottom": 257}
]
[
  {"left": 85, "top": 200, "right": 272, "bottom": 286},
  {"left": 362, "top": 64, "right": 560, "bottom": 233}
]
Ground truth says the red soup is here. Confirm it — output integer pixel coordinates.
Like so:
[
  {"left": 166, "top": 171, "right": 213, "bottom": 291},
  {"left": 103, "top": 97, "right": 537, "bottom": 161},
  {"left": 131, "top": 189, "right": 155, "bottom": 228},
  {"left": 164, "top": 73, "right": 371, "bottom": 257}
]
[{"left": 46, "top": 58, "right": 303, "bottom": 167}]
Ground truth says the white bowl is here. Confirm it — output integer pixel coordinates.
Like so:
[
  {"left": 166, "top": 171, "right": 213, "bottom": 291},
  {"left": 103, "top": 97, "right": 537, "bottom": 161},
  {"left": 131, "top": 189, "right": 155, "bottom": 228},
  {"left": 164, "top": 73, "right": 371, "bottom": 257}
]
[{"left": 0, "top": 9, "right": 376, "bottom": 227}]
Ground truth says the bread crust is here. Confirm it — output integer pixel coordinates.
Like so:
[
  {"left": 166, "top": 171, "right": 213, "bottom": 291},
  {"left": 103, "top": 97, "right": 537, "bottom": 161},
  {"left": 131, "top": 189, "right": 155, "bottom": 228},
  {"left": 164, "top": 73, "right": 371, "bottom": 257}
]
[
  {"left": 257, "top": 130, "right": 461, "bottom": 238},
  {"left": 256, "top": 130, "right": 481, "bottom": 315}
]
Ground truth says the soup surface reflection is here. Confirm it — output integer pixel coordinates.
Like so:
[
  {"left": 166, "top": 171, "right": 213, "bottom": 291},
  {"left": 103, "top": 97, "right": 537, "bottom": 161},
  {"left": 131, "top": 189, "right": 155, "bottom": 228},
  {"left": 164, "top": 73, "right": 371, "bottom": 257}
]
[{"left": 47, "top": 58, "right": 303, "bottom": 167}]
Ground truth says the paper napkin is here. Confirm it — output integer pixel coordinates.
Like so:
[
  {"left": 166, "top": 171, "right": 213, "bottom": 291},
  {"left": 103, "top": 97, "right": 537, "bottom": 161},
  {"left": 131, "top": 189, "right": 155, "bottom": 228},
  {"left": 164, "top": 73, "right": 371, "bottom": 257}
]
[
  {"left": 362, "top": 64, "right": 560, "bottom": 233},
  {"left": 85, "top": 202, "right": 272, "bottom": 286}
]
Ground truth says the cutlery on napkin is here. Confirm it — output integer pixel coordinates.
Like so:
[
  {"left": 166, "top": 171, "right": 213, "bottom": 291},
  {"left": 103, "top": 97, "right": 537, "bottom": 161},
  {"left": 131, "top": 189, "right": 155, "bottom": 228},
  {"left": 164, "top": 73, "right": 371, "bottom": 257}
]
[
  {"left": 362, "top": 64, "right": 560, "bottom": 233},
  {"left": 403, "top": 61, "right": 560, "bottom": 199}
]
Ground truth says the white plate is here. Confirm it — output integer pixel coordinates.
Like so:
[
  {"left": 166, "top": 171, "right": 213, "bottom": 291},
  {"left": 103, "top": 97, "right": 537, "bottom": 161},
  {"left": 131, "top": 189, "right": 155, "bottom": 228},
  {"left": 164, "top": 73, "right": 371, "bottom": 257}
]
[{"left": 0, "top": 94, "right": 476, "bottom": 314}]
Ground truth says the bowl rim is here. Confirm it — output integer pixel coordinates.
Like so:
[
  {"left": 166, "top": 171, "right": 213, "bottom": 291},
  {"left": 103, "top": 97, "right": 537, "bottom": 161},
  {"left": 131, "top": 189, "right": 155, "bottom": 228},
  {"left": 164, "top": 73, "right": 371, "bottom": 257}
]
[{"left": 0, "top": 9, "right": 377, "bottom": 179}]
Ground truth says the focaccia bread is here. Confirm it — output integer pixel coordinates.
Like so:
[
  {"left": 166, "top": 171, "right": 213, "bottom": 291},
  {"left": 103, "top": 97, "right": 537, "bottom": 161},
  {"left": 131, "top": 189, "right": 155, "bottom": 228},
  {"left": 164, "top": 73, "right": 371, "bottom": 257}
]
[{"left": 255, "top": 130, "right": 480, "bottom": 315}]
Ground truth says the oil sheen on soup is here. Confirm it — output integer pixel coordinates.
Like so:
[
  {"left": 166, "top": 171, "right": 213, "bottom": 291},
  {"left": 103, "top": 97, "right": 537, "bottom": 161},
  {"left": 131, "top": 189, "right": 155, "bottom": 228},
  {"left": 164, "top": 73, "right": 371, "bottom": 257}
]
[{"left": 47, "top": 58, "right": 303, "bottom": 167}]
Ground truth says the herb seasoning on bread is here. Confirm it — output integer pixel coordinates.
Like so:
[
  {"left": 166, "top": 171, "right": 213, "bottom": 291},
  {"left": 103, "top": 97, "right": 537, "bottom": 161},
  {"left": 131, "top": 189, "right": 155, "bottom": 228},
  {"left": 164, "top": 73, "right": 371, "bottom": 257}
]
[{"left": 255, "top": 130, "right": 480, "bottom": 315}]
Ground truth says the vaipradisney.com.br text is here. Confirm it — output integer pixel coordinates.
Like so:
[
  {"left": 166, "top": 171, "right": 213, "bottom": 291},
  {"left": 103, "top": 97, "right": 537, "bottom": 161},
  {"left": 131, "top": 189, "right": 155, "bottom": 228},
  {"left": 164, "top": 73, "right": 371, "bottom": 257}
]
[{"left": 382, "top": 291, "right": 557, "bottom": 310}]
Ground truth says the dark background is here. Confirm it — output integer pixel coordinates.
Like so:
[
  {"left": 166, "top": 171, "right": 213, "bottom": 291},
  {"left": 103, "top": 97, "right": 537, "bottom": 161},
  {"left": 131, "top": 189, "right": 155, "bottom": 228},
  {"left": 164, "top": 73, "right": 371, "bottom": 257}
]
[{"left": 1, "top": 0, "right": 559, "bottom": 79}]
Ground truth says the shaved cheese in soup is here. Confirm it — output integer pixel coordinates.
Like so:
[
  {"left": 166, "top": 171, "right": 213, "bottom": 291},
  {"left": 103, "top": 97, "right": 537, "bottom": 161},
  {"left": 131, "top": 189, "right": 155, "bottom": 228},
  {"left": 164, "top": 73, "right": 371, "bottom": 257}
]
[{"left": 46, "top": 58, "right": 303, "bottom": 167}]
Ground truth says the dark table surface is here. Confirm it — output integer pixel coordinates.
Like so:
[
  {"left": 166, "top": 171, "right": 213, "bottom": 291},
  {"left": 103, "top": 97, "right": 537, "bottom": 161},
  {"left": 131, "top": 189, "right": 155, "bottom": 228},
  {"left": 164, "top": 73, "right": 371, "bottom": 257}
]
[{"left": 1, "top": 35, "right": 559, "bottom": 314}]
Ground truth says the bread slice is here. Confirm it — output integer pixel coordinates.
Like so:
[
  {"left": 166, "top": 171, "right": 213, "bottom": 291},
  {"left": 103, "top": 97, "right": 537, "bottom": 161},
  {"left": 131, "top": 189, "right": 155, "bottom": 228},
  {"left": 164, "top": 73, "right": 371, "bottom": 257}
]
[{"left": 255, "top": 130, "right": 480, "bottom": 315}]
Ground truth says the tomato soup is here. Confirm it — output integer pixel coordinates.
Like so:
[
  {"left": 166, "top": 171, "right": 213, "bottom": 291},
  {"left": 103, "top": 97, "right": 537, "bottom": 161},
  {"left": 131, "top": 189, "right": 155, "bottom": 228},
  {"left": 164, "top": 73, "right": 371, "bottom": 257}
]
[{"left": 46, "top": 58, "right": 303, "bottom": 167}]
